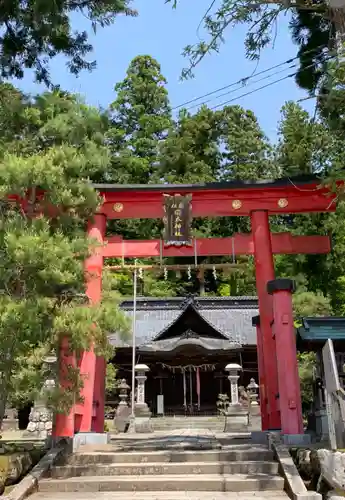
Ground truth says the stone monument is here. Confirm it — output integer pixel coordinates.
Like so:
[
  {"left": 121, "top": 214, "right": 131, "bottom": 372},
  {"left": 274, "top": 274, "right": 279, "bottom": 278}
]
[
  {"left": 25, "top": 353, "right": 56, "bottom": 439},
  {"left": 134, "top": 364, "right": 151, "bottom": 416},
  {"left": 129, "top": 363, "right": 153, "bottom": 433}
]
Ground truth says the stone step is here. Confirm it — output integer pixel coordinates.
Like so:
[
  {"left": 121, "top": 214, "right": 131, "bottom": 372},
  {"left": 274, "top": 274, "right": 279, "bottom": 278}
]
[
  {"left": 151, "top": 420, "right": 225, "bottom": 430},
  {"left": 39, "top": 474, "right": 285, "bottom": 493},
  {"left": 52, "top": 460, "right": 279, "bottom": 478},
  {"left": 68, "top": 448, "right": 274, "bottom": 465},
  {"left": 152, "top": 422, "right": 224, "bottom": 427},
  {"left": 151, "top": 417, "right": 223, "bottom": 421},
  {"left": 31, "top": 491, "right": 289, "bottom": 500}
]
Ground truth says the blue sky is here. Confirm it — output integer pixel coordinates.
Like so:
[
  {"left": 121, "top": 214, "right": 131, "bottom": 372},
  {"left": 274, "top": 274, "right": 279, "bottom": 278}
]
[{"left": 15, "top": 0, "right": 314, "bottom": 141}]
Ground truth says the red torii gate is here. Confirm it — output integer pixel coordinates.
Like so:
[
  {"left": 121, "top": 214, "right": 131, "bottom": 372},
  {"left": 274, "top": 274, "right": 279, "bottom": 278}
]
[{"left": 53, "top": 175, "right": 336, "bottom": 438}]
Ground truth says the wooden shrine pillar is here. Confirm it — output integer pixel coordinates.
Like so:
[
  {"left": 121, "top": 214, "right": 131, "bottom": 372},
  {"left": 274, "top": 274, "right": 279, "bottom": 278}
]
[
  {"left": 251, "top": 211, "right": 281, "bottom": 431},
  {"left": 89, "top": 214, "right": 106, "bottom": 433},
  {"left": 267, "top": 279, "right": 303, "bottom": 435},
  {"left": 53, "top": 337, "right": 76, "bottom": 438},
  {"left": 74, "top": 214, "right": 106, "bottom": 434}
]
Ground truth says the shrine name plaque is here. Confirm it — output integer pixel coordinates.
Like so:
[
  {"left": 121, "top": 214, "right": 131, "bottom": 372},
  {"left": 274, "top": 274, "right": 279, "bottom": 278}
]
[{"left": 163, "top": 193, "right": 192, "bottom": 247}]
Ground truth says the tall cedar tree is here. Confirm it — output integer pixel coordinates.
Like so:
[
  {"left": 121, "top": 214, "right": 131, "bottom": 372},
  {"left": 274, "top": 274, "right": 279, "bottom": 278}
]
[
  {"left": 104, "top": 56, "right": 177, "bottom": 295},
  {"left": 108, "top": 55, "right": 172, "bottom": 184},
  {"left": 105, "top": 55, "right": 172, "bottom": 248}
]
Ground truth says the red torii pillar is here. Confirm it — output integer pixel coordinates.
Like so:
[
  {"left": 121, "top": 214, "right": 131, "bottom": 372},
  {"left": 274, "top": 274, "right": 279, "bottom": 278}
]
[
  {"left": 54, "top": 214, "right": 106, "bottom": 437},
  {"left": 53, "top": 338, "right": 76, "bottom": 438},
  {"left": 251, "top": 211, "right": 280, "bottom": 431},
  {"left": 85, "top": 214, "right": 106, "bottom": 434},
  {"left": 267, "top": 279, "right": 303, "bottom": 435}
]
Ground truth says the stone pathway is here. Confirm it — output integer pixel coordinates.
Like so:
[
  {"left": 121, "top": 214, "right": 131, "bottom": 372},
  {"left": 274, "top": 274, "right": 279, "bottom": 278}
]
[{"left": 32, "top": 492, "right": 288, "bottom": 499}]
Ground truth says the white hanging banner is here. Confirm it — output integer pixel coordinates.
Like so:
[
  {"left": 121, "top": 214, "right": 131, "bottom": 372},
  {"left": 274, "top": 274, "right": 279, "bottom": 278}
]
[{"left": 158, "top": 362, "right": 215, "bottom": 373}]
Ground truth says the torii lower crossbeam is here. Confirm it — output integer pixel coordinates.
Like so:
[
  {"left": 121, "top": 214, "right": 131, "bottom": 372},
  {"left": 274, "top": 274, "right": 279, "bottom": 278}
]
[{"left": 104, "top": 234, "right": 330, "bottom": 258}]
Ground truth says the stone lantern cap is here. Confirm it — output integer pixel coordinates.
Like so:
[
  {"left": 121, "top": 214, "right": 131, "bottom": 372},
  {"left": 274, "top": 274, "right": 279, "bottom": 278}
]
[
  {"left": 135, "top": 363, "right": 150, "bottom": 372},
  {"left": 225, "top": 363, "right": 242, "bottom": 372},
  {"left": 118, "top": 378, "right": 130, "bottom": 390},
  {"left": 247, "top": 378, "right": 259, "bottom": 389},
  {"left": 43, "top": 355, "right": 57, "bottom": 365}
]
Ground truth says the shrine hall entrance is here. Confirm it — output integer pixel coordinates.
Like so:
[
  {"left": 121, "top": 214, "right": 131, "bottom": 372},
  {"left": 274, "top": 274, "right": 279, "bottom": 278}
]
[
  {"left": 112, "top": 296, "right": 258, "bottom": 416},
  {"left": 146, "top": 360, "right": 236, "bottom": 416}
]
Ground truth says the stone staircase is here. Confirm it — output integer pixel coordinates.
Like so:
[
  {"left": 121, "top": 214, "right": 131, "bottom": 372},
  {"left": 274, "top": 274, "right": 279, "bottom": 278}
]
[
  {"left": 151, "top": 416, "right": 226, "bottom": 433},
  {"left": 29, "top": 434, "right": 289, "bottom": 500}
]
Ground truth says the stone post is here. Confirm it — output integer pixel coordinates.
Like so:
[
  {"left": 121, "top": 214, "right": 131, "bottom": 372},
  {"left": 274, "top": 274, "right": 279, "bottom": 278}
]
[
  {"left": 128, "top": 364, "right": 153, "bottom": 434},
  {"left": 134, "top": 364, "right": 150, "bottom": 416},
  {"left": 26, "top": 353, "right": 56, "bottom": 439},
  {"left": 225, "top": 363, "right": 242, "bottom": 406},
  {"left": 2, "top": 407, "right": 18, "bottom": 431},
  {"left": 114, "top": 379, "right": 130, "bottom": 433}
]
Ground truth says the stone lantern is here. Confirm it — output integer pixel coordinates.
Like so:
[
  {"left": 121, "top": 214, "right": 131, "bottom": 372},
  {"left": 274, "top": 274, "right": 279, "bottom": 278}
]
[
  {"left": 247, "top": 378, "right": 259, "bottom": 406},
  {"left": 115, "top": 379, "right": 130, "bottom": 433},
  {"left": 134, "top": 364, "right": 150, "bottom": 416},
  {"left": 118, "top": 379, "right": 130, "bottom": 409},
  {"left": 225, "top": 363, "right": 242, "bottom": 406},
  {"left": 25, "top": 353, "right": 57, "bottom": 439}
]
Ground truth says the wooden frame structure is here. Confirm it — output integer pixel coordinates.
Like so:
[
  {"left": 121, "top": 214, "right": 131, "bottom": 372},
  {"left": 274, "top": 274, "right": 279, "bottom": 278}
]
[{"left": 51, "top": 175, "right": 336, "bottom": 437}]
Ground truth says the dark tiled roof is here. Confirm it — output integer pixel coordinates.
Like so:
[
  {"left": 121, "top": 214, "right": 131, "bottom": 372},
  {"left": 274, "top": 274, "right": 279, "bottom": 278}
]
[
  {"left": 109, "top": 296, "right": 259, "bottom": 348},
  {"left": 298, "top": 317, "right": 345, "bottom": 341}
]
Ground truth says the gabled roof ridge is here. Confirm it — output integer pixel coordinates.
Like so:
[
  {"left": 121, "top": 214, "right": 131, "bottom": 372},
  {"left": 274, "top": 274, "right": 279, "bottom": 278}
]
[
  {"left": 121, "top": 295, "right": 257, "bottom": 302},
  {"left": 153, "top": 302, "right": 229, "bottom": 342}
]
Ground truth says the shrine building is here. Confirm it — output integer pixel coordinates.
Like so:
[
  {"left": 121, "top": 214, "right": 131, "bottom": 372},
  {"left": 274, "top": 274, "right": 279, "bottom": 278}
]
[{"left": 109, "top": 295, "right": 259, "bottom": 416}]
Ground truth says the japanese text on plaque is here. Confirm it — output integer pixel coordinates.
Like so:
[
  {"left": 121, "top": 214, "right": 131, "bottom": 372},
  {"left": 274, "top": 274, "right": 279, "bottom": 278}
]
[{"left": 163, "top": 194, "right": 192, "bottom": 247}]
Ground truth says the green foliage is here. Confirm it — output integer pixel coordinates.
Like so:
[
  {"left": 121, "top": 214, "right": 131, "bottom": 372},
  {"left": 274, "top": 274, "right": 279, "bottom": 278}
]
[
  {"left": 289, "top": 10, "right": 331, "bottom": 93},
  {"left": 219, "top": 106, "right": 278, "bottom": 180},
  {"left": 108, "top": 55, "right": 172, "bottom": 184},
  {"left": 158, "top": 107, "right": 221, "bottom": 183},
  {"left": 166, "top": 0, "right": 333, "bottom": 97},
  {"left": 3, "top": 50, "right": 345, "bottom": 417},
  {"left": 106, "top": 363, "right": 118, "bottom": 395},
  {"left": 159, "top": 104, "right": 276, "bottom": 183},
  {"left": 297, "top": 352, "right": 316, "bottom": 414},
  {"left": 166, "top": 0, "right": 288, "bottom": 79},
  {"left": 275, "top": 101, "right": 329, "bottom": 176},
  {"left": 0, "top": 89, "right": 130, "bottom": 422},
  {"left": 0, "top": 0, "right": 137, "bottom": 86},
  {"left": 293, "top": 291, "right": 332, "bottom": 318}
]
